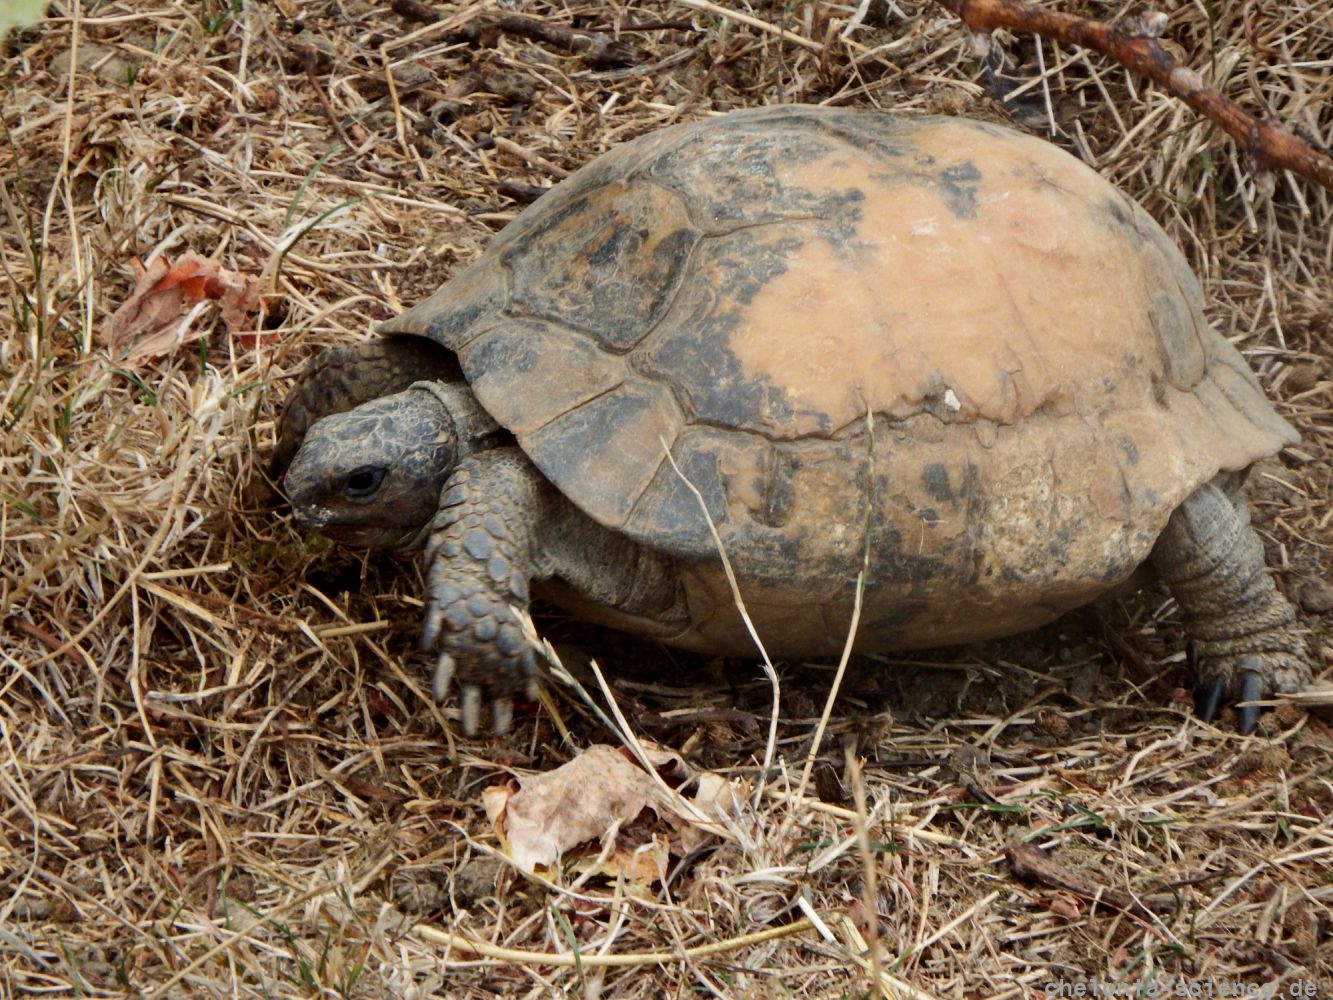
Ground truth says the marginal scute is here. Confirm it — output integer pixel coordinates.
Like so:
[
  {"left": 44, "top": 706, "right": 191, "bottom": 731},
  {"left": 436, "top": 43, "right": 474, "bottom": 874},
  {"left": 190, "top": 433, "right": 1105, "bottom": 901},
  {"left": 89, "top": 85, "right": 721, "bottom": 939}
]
[
  {"left": 627, "top": 427, "right": 801, "bottom": 556},
  {"left": 461, "top": 319, "right": 625, "bottom": 436},
  {"left": 381, "top": 254, "right": 508, "bottom": 349}
]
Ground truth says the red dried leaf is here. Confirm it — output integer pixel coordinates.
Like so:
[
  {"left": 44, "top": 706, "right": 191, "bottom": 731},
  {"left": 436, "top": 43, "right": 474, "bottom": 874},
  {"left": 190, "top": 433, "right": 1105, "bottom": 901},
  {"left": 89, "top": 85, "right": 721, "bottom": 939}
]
[{"left": 101, "top": 251, "right": 263, "bottom": 363}]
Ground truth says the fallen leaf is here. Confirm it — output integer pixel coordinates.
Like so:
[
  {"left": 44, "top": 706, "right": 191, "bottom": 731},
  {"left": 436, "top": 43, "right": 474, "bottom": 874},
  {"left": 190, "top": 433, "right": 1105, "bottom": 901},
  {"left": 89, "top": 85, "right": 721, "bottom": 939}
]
[
  {"left": 483, "top": 744, "right": 728, "bottom": 877},
  {"left": 681, "top": 770, "right": 747, "bottom": 854},
  {"left": 486, "top": 745, "right": 660, "bottom": 874},
  {"left": 1042, "top": 890, "right": 1085, "bottom": 920},
  {"left": 101, "top": 252, "right": 263, "bottom": 363}
]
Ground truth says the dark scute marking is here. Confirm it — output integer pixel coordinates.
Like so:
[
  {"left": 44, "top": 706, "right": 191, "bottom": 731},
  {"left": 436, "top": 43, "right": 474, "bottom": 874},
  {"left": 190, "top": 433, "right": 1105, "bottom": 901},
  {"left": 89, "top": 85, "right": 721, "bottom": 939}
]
[
  {"left": 1148, "top": 289, "right": 1206, "bottom": 391},
  {"left": 428, "top": 300, "right": 487, "bottom": 342},
  {"left": 585, "top": 222, "right": 635, "bottom": 269},
  {"left": 502, "top": 182, "right": 698, "bottom": 352},
  {"left": 644, "top": 120, "right": 868, "bottom": 233},
  {"left": 490, "top": 156, "right": 627, "bottom": 252},
  {"left": 730, "top": 520, "right": 804, "bottom": 577},
  {"left": 756, "top": 448, "right": 798, "bottom": 528},
  {"left": 806, "top": 111, "right": 919, "bottom": 163},
  {"left": 1118, "top": 436, "right": 1140, "bottom": 467},
  {"left": 858, "top": 597, "right": 935, "bottom": 640},
  {"left": 867, "top": 522, "right": 956, "bottom": 589},
  {"left": 474, "top": 618, "right": 497, "bottom": 642},
  {"left": 466, "top": 593, "right": 490, "bottom": 617},
  {"left": 464, "top": 327, "right": 535, "bottom": 377},
  {"left": 922, "top": 463, "right": 954, "bottom": 505},
  {"left": 1101, "top": 196, "right": 1134, "bottom": 235},
  {"left": 487, "top": 556, "right": 509, "bottom": 583},
  {"left": 634, "top": 227, "right": 812, "bottom": 435},
  {"left": 939, "top": 161, "right": 981, "bottom": 219}
]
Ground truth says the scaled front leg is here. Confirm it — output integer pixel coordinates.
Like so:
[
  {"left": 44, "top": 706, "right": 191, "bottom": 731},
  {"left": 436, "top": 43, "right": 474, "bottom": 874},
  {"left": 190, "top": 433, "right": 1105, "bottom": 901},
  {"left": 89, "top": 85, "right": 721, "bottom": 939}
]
[
  {"left": 421, "top": 449, "right": 541, "bottom": 735},
  {"left": 1149, "top": 478, "right": 1311, "bottom": 733},
  {"left": 420, "top": 447, "right": 687, "bottom": 736}
]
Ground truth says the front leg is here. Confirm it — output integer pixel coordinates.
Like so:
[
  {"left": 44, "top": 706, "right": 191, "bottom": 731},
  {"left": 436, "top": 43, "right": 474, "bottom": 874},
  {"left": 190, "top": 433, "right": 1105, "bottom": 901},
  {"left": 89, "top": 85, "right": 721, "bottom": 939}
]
[
  {"left": 420, "top": 447, "right": 688, "bottom": 735},
  {"left": 421, "top": 449, "right": 542, "bottom": 735}
]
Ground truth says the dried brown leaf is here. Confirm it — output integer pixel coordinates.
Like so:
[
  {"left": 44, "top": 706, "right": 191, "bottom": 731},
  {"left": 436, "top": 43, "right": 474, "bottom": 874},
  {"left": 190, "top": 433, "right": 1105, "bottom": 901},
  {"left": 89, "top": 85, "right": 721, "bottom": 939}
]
[
  {"left": 101, "top": 251, "right": 262, "bottom": 363},
  {"left": 483, "top": 744, "right": 714, "bottom": 874}
]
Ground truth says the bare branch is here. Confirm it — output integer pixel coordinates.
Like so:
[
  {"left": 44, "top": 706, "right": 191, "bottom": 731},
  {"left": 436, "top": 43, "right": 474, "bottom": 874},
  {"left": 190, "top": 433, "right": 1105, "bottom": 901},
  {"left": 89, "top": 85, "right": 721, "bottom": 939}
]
[{"left": 934, "top": 0, "right": 1333, "bottom": 191}]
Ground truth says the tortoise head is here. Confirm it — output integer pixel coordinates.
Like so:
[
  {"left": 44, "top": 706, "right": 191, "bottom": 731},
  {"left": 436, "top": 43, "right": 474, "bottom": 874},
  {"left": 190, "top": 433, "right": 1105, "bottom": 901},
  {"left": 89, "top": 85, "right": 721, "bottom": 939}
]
[{"left": 284, "top": 386, "right": 457, "bottom": 549}]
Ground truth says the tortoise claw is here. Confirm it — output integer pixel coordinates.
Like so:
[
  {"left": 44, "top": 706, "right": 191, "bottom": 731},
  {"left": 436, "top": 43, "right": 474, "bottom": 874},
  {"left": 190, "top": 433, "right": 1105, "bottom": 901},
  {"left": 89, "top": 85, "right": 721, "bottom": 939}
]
[
  {"left": 460, "top": 684, "right": 482, "bottom": 736},
  {"left": 432, "top": 652, "right": 456, "bottom": 703},
  {"left": 492, "top": 698, "right": 514, "bottom": 735},
  {"left": 1193, "top": 677, "right": 1225, "bottom": 723},
  {"left": 1235, "top": 669, "right": 1264, "bottom": 736}
]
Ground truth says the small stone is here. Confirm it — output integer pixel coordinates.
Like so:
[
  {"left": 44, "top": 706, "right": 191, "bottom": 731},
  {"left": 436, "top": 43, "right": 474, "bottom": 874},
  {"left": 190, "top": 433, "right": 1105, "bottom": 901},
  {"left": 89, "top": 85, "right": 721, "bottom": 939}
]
[
  {"left": 1035, "top": 707, "right": 1072, "bottom": 740},
  {"left": 52, "top": 44, "right": 136, "bottom": 85},
  {"left": 453, "top": 857, "right": 502, "bottom": 904},
  {"left": 1294, "top": 578, "right": 1333, "bottom": 614},
  {"left": 1284, "top": 362, "right": 1321, "bottom": 394}
]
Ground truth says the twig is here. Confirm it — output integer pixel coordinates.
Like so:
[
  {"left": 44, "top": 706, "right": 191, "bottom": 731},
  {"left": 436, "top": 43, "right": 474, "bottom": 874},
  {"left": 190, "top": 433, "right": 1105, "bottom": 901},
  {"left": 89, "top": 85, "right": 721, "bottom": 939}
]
[
  {"left": 455, "top": 13, "right": 636, "bottom": 69},
  {"left": 1007, "top": 842, "right": 1179, "bottom": 918},
  {"left": 299, "top": 43, "right": 358, "bottom": 152},
  {"left": 933, "top": 0, "right": 1333, "bottom": 191},
  {"left": 418, "top": 916, "right": 815, "bottom": 966}
]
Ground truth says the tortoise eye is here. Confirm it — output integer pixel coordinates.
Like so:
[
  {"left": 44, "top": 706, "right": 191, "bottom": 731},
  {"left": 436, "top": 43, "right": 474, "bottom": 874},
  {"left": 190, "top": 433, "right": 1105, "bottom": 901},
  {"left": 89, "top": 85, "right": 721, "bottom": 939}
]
[{"left": 345, "top": 466, "right": 385, "bottom": 500}]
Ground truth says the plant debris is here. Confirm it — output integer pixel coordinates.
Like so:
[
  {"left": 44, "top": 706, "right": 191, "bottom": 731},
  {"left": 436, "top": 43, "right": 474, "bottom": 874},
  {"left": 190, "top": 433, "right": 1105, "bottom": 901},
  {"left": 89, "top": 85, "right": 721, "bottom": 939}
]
[{"left": 100, "top": 252, "right": 263, "bottom": 362}]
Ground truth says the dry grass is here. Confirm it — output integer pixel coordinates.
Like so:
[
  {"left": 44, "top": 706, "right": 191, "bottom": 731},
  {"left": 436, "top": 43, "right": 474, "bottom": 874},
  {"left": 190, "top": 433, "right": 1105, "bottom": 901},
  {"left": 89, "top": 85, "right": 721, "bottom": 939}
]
[{"left": 2, "top": 0, "right": 1331, "bottom": 997}]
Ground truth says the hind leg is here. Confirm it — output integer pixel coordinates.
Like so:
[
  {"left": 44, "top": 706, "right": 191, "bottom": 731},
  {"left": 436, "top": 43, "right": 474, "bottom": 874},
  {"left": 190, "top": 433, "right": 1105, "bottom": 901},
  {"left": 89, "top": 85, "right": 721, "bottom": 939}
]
[{"left": 1149, "top": 478, "right": 1310, "bottom": 733}]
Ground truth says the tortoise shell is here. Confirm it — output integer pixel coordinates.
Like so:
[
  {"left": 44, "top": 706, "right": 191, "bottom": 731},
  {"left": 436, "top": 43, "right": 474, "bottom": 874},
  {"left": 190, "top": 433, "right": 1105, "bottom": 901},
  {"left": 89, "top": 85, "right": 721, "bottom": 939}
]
[{"left": 382, "top": 105, "right": 1295, "bottom": 657}]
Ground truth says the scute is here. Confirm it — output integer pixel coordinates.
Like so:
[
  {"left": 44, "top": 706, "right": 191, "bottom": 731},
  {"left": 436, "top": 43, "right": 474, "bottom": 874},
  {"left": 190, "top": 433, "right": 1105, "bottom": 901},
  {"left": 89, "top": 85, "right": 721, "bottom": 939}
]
[
  {"left": 459, "top": 319, "right": 625, "bottom": 436},
  {"left": 523, "top": 380, "right": 681, "bottom": 528},
  {"left": 383, "top": 106, "right": 1296, "bottom": 648},
  {"left": 502, "top": 180, "right": 699, "bottom": 351},
  {"left": 644, "top": 113, "right": 873, "bottom": 232}
]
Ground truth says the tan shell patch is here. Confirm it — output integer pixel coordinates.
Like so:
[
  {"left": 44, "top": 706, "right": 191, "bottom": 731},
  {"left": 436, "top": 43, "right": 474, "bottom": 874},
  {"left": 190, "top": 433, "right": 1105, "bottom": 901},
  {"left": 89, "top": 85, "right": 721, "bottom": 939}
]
[{"left": 720, "top": 120, "right": 1202, "bottom": 435}]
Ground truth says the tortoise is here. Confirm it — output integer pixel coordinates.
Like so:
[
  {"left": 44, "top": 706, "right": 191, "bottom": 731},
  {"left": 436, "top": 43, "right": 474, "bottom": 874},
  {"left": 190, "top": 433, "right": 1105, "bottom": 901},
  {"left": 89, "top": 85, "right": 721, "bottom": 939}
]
[{"left": 280, "top": 104, "right": 1312, "bottom": 735}]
